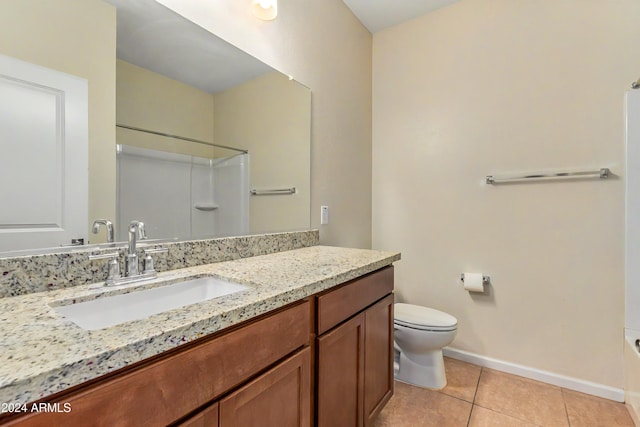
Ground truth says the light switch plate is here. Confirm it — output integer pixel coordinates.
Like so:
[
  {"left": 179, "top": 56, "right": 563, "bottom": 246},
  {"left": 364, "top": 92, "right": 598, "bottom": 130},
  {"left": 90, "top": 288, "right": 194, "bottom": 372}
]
[{"left": 321, "top": 206, "right": 329, "bottom": 225}]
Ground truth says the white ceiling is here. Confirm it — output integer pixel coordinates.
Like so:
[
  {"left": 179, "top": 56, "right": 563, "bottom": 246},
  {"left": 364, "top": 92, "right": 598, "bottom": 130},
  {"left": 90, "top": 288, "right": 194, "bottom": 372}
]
[
  {"left": 103, "top": 0, "right": 272, "bottom": 94},
  {"left": 103, "top": 0, "right": 460, "bottom": 92},
  {"left": 342, "top": 0, "right": 461, "bottom": 33}
]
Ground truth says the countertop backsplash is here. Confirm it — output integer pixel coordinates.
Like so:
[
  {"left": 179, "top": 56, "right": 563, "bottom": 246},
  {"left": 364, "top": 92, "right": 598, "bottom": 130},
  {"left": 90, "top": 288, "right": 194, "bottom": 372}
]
[{"left": 0, "top": 230, "right": 319, "bottom": 298}]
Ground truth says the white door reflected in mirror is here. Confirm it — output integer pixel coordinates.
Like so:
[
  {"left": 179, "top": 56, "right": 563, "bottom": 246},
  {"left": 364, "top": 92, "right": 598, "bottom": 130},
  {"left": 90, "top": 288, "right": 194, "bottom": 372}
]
[{"left": 0, "top": 53, "right": 88, "bottom": 252}]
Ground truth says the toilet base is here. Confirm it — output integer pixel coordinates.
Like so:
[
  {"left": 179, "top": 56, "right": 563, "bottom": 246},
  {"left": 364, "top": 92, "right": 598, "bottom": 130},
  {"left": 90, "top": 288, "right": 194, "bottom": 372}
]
[{"left": 395, "top": 349, "right": 447, "bottom": 389}]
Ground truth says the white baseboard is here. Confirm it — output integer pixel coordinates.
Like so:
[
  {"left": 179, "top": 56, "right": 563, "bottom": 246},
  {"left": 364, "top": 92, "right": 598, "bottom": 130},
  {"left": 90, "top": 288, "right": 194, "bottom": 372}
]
[{"left": 443, "top": 347, "right": 625, "bottom": 402}]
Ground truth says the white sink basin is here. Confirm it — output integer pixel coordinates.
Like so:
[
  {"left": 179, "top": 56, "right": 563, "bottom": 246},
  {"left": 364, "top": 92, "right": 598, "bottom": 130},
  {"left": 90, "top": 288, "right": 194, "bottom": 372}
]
[{"left": 52, "top": 277, "right": 250, "bottom": 330}]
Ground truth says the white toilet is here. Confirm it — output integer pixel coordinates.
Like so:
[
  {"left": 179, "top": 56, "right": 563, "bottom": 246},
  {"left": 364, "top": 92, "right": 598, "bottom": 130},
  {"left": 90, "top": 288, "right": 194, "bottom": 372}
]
[{"left": 394, "top": 303, "right": 458, "bottom": 389}]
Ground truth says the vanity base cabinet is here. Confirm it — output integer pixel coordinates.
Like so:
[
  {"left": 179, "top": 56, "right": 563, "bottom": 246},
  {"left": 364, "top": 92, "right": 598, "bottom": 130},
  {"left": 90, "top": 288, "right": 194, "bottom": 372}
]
[
  {"left": 1, "top": 266, "right": 395, "bottom": 427},
  {"left": 315, "top": 267, "right": 394, "bottom": 427},
  {"left": 2, "top": 300, "right": 310, "bottom": 427}
]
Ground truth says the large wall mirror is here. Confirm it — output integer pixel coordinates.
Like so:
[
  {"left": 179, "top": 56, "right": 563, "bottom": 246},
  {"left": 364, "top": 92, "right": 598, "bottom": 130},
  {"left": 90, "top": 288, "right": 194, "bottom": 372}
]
[{"left": 0, "top": 0, "right": 311, "bottom": 255}]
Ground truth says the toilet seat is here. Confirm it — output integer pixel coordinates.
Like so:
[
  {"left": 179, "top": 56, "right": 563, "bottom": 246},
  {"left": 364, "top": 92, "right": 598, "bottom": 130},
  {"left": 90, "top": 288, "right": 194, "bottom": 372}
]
[{"left": 394, "top": 303, "right": 457, "bottom": 332}]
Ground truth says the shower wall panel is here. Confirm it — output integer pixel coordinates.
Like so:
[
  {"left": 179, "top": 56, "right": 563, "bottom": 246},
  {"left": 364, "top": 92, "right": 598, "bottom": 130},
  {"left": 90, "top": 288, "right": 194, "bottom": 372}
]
[{"left": 117, "top": 145, "right": 248, "bottom": 241}]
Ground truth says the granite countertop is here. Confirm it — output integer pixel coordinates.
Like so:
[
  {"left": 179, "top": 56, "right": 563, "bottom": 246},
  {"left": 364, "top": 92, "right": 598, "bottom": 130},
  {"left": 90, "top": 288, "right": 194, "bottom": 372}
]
[{"left": 0, "top": 245, "right": 400, "bottom": 405}]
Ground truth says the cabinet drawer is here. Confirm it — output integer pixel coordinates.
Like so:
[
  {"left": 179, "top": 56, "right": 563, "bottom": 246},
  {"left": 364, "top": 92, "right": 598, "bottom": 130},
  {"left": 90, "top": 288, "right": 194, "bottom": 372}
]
[
  {"left": 316, "top": 266, "right": 393, "bottom": 335},
  {"left": 5, "top": 300, "right": 310, "bottom": 427}
]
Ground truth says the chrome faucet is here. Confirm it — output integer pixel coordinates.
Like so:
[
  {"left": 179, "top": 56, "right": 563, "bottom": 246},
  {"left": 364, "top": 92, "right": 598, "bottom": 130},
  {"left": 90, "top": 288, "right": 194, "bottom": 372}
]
[
  {"left": 92, "top": 219, "right": 115, "bottom": 243},
  {"left": 126, "top": 220, "right": 147, "bottom": 277},
  {"left": 89, "top": 220, "right": 167, "bottom": 286}
]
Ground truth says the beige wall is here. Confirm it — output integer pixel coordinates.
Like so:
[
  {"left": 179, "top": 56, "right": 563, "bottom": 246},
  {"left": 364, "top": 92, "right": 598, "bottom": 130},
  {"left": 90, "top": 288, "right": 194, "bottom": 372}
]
[
  {"left": 157, "top": 0, "right": 373, "bottom": 248},
  {"left": 372, "top": 0, "right": 640, "bottom": 388},
  {"left": 0, "top": 0, "right": 116, "bottom": 243},
  {"left": 118, "top": 63, "right": 311, "bottom": 233},
  {"left": 214, "top": 72, "right": 311, "bottom": 233},
  {"left": 116, "top": 59, "right": 216, "bottom": 158}
]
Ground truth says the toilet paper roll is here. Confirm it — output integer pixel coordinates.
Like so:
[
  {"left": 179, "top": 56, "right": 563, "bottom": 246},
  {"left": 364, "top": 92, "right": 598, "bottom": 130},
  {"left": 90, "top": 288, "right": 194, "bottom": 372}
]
[{"left": 463, "top": 273, "right": 485, "bottom": 292}]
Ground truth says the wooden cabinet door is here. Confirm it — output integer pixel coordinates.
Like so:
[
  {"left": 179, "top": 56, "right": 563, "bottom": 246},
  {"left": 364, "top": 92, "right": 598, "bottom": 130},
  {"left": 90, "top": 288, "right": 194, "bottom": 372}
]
[
  {"left": 316, "top": 313, "right": 365, "bottom": 427},
  {"left": 219, "top": 348, "right": 311, "bottom": 427},
  {"left": 177, "top": 403, "right": 218, "bottom": 427},
  {"left": 364, "top": 294, "right": 394, "bottom": 426}
]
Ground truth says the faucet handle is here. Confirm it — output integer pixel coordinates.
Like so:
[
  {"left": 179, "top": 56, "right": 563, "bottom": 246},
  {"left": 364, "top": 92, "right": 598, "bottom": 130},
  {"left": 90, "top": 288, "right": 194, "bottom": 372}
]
[
  {"left": 143, "top": 247, "right": 168, "bottom": 255},
  {"left": 88, "top": 252, "right": 120, "bottom": 261},
  {"left": 142, "top": 248, "right": 168, "bottom": 274},
  {"left": 89, "top": 252, "right": 121, "bottom": 284}
]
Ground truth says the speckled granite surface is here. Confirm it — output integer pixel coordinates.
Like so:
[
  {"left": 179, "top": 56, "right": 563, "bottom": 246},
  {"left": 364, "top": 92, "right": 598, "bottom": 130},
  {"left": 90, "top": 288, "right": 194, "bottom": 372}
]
[
  {"left": 0, "top": 230, "right": 319, "bottom": 298},
  {"left": 0, "top": 245, "right": 400, "bottom": 405}
]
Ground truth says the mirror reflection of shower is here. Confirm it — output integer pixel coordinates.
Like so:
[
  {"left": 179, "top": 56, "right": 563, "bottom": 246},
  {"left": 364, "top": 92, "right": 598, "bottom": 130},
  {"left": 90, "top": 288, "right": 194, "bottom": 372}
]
[{"left": 116, "top": 134, "right": 249, "bottom": 241}]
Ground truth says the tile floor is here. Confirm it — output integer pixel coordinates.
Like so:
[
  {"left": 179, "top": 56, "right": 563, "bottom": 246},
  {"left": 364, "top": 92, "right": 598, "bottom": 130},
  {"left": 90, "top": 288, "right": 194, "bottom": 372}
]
[{"left": 374, "top": 357, "right": 635, "bottom": 427}]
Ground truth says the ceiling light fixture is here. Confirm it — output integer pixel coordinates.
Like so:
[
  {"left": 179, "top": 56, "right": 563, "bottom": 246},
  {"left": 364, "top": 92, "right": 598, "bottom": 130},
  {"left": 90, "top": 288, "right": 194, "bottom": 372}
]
[{"left": 252, "top": 0, "right": 277, "bottom": 20}]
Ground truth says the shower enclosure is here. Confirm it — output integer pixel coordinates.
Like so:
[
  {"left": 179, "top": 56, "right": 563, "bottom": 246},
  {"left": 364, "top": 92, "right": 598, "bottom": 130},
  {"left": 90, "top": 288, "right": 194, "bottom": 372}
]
[
  {"left": 116, "top": 143, "right": 249, "bottom": 241},
  {"left": 625, "top": 88, "right": 640, "bottom": 421}
]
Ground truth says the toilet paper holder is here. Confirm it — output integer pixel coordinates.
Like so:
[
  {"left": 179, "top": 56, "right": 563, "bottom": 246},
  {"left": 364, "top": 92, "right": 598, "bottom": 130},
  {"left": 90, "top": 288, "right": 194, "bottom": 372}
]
[{"left": 460, "top": 273, "right": 490, "bottom": 284}]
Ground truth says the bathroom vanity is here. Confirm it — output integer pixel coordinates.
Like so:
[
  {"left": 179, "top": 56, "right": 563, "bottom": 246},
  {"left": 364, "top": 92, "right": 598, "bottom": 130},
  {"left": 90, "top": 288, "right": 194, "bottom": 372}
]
[{"left": 0, "top": 242, "right": 399, "bottom": 427}]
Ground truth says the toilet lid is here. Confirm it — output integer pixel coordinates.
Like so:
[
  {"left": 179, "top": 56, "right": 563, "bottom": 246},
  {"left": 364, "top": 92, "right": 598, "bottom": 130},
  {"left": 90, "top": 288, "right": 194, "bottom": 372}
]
[{"left": 394, "top": 303, "right": 457, "bottom": 331}]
